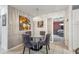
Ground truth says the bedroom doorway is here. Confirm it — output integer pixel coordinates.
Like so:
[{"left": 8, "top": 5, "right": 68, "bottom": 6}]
[{"left": 53, "top": 20, "right": 65, "bottom": 48}]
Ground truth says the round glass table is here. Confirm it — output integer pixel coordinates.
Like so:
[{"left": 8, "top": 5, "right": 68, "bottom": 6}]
[
  {"left": 30, "top": 44, "right": 43, "bottom": 51},
  {"left": 30, "top": 36, "right": 44, "bottom": 51}
]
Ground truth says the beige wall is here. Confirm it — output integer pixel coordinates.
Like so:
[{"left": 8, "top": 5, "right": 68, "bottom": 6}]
[{"left": 8, "top": 6, "right": 32, "bottom": 49}]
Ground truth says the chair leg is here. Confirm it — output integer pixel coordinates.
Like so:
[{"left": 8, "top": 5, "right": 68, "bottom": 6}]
[
  {"left": 23, "top": 46, "right": 25, "bottom": 54},
  {"left": 29, "top": 48, "right": 30, "bottom": 54},
  {"left": 48, "top": 44, "right": 50, "bottom": 50},
  {"left": 46, "top": 45, "right": 48, "bottom": 54}
]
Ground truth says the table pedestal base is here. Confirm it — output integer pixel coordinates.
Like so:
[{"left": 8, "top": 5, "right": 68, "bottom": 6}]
[{"left": 31, "top": 46, "right": 43, "bottom": 51}]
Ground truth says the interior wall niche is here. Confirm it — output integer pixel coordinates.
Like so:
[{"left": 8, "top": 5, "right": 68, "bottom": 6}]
[{"left": 2, "top": 14, "right": 6, "bottom": 26}]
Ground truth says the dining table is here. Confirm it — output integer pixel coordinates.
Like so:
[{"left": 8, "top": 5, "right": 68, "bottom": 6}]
[{"left": 30, "top": 35, "right": 45, "bottom": 51}]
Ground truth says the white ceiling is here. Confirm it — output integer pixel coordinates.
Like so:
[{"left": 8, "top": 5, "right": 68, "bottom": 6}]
[{"left": 10, "top": 5, "right": 68, "bottom": 17}]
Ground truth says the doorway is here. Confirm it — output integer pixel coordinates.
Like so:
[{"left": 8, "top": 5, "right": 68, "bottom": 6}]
[{"left": 53, "top": 21, "right": 65, "bottom": 47}]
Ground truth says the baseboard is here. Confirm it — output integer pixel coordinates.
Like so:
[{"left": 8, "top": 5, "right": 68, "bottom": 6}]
[{"left": 9, "top": 43, "right": 23, "bottom": 51}]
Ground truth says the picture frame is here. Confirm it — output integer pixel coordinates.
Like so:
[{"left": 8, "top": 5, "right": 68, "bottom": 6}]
[
  {"left": 2, "top": 14, "right": 6, "bottom": 26},
  {"left": 37, "top": 21, "right": 43, "bottom": 28},
  {"left": 19, "top": 15, "right": 31, "bottom": 30}
]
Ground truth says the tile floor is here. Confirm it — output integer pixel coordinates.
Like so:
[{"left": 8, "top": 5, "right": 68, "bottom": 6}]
[
  {"left": 1, "top": 43, "right": 75, "bottom": 54},
  {"left": 0, "top": 48, "right": 5, "bottom": 53}
]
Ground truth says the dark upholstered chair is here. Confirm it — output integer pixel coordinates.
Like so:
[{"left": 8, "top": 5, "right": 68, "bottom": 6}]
[
  {"left": 75, "top": 48, "right": 79, "bottom": 54},
  {"left": 25, "top": 31, "right": 31, "bottom": 36},
  {"left": 40, "top": 31, "right": 45, "bottom": 36},
  {"left": 40, "top": 31, "right": 46, "bottom": 41},
  {"left": 22, "top": 34, "right": 37, "bottom": 54},
  {"left": 39, "top": 34, "right": 51, "bottom": 54},
  {"left": 22, "top": 33, "right": 50, "bottom": 54}
]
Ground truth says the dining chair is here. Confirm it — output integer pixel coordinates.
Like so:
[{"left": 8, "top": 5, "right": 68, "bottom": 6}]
[
  {"left": 40, "top": 31, "right": 46, "bottom": 41},
  {"left": 25, "top": 31, "right": 31, "bottom": 36},
  {"left": 22, "top": 34, "right": 37, "bottom": 54},
  {"left": 40, "top": 31, "right": 45, "bottom": 36},
  {"left": 39, "top": 34, "right": 51, "bottom": 54}
]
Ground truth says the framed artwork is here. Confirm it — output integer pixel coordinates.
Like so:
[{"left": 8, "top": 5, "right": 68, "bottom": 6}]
[
  {"left": 37, "top": 21, "right": 43, "bottom": 28},
  {"left": 2, "top": 14, "right": 6, "bottom": 26},
  {"left": 19, "top": 15, "right": 31, "bottom": 30}
]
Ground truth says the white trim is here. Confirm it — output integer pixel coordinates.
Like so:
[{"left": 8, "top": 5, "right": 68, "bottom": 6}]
[{"left": 8, "top": 43, "right": 23, "bottom": 51}]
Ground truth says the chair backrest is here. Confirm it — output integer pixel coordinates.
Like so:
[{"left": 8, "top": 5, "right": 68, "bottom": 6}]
[
  {"left": 40, "top": 31, "right": 45, "bottom": 36},
  {"left": 25, "top": 31, "right": 31, "bottom": 36},
  {"left": 22, "top": 34, "right": 31, "bottom": 44},
  {"left": 45, "top": 34, "right": 51, "bottom": 45}
]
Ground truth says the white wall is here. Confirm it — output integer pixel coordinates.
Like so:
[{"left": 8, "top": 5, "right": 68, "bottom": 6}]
[
  {"left": 66, "top": 6, "right": 79, "bottom": 50},
  {"left": 0, "top": 5, "right": 8, "bottom": 51},
  {"left": 68, "top": 6, "right": 73, "bottom": 51},
  {"left": 32, "top": 16, "right": 47, "bottom": 37},
  {"left": 72, "top": 9, "right": 79, "bottom": 50}
]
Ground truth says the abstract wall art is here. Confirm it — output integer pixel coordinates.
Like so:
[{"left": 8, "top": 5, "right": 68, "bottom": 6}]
[{"left": 19, "top": 15, "right": 31, "bottom": 30}]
